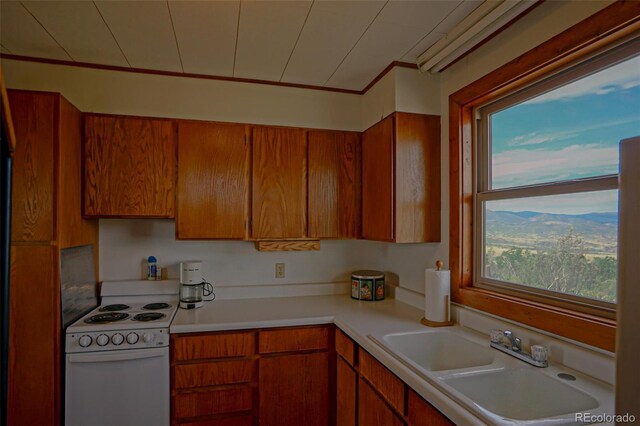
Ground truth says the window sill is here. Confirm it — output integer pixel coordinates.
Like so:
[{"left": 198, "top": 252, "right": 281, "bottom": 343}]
[{"left": 452, "top": 287, "right": 616, "bottom": 352}]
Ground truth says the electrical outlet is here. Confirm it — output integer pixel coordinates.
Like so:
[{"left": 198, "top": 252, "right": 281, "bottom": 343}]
[{"left": 275, "top": 263, "right": 285, "bottom": 279}]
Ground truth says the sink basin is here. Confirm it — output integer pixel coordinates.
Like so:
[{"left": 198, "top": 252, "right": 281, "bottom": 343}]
[
  {"left": 380, "top": 330, "right": 495, "bottom": 371},
  {"left": 444, "top": 369, "right": 599, "bottom": 420}
]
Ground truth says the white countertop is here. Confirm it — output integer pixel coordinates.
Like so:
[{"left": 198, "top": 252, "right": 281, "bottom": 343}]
[
  {"left": 171, "top": 295, "right": 614, "bottom": 426},
  {"left": 171, "top": 295, "right": 485, "bottom": 425}
]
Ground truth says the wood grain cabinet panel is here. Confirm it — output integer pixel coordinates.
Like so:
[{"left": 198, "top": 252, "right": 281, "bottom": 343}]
[
  {"left": 83, "top": 114, "right": 176, "bottom": 217},
  {"left": 174, "top": 359, "right": 253, "bottom": 389},
  {"left": 336, "top": 328, "right": 356, "bottom": 367},
  {"left": 8, "top": 91, "right": 55, "bottom": 242},
  {"left": 172, "top": 332, "right": 255, "bottom": 361},
  {"left": 362, "top": 112, "right": 440, "bottom": 243},
  {"left": 308, "top": 130, "right": 360, "bottom": 239},
  {"left": 362, "top": 115, "right": 394, "bottom": 242},
  {"left": 407, "top": 389, "right": 454, "bottom": 426},
  {"left": 359, "top": 350, "right": 405, "bottom": 414},
  {"left": 258, "top": 326, "right": 330, "bottom": 354},
  {"left": 174, "top": 387, "right": 252, "bottom": 418},
  {"left": 337, "top": 356, "right": 357, "bottom": 426},
  {"left": 251, "top": 126, "right": 307, "bottom": 239},
  {"left": 259, "top": 352, "right": 329, "bottom": 426},
  {"left": 179, "top": 415, "right": 253, "bottom": 426},
  {"left": 358, "top": 378, "right": 403, "bottom": 426},
  {"left": 176, "top": 121, "right": 249, "bottom": 239}
]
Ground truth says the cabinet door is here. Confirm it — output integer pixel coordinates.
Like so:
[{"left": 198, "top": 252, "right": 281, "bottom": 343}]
[
  {"left": 337, "top": 356, "right": 357, "bottom": 426},
  {"left": 84, "top": 115, "right": 176, "bottom": 217},
  {"left": 176, "top": 121, "right": 248, "bottom": 239},
  {"left": 358, "top": 378, "right": 403, "bottom": 426},
  {"left": 251, "top": 126, "right": 307, "bottom": 239},
  {"left": 407, "top": 389, "right": 453, "bottom": 426},
  {"left": 308, "top": 130, "right": 360, "bottom": 239},
  {"left": 362, "top": 115, "right": 394, "bottom": 241},
  {"left": 259, "top": 352, "right": 329, "bottom": 426},
  {"left": 9, "top": 91, "right": 55, "bottom": 242}
]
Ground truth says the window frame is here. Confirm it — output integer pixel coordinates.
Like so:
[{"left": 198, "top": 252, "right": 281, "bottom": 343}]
[
  {"left": 449, "top": 1, "right": 640, "bottom": 352},
  {"left": 472, "top": 41, "right": 639, "bottom": 317}
]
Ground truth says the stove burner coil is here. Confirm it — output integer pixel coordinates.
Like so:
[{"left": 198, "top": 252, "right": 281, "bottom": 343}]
[
  {"left": 99, "top": 304, "right": 131, "bottom": 312},
  {"left": 142, "top": 303, "right": 171, "bottom": 310},
  {"left": 133, "top": 312, "right": 166, "bottom": 322},
  {"left": 84, "top": 312, "right": 130, "bottom": 324}
]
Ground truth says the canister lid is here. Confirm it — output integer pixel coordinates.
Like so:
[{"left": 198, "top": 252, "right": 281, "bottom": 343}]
[{"left": 351, "top": 270, "right": 384, "bottom": 279}]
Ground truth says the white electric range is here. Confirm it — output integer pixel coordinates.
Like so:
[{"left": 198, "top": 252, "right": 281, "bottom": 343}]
[{"left": 65, "top": 280, "right": 179, "bottom": 426}]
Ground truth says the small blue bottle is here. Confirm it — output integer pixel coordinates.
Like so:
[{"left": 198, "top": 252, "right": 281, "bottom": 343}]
[{"left": 147, "top": 256, "right": 157, "bottom": 281}]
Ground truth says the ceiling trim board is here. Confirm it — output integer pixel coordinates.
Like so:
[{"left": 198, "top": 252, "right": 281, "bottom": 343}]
[
  {"left": 438, "top": 0, "right": 545, "bottom": 73},
  {"left": 361, "top": 60, "right": 417, "bottom": 93},
  {"left": 0, "top": 53, "right": 363, "bottom": 94}
]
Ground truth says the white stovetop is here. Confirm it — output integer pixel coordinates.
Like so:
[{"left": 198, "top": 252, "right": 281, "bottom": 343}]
[{"left": 68, "top": 302, "right": 178, "bottom": 332}]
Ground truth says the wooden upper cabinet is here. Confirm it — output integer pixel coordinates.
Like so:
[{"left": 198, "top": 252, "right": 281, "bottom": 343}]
[
  {"left": 83, "top": 114, "right": 176, "bottom": 218},
  {"left": 9, "top": 91, "right": 55, "bottom": 242},
  {"left": 176, "top": 121, "right": 249, "bottom": 239},
  {"left": 251, "top": 126, "right": 307, "bottom": 239},
  {"left": 362, "top": 115, "right": 394, "bottom": 242},
  {"left": 308, "top": 130, "right": 360, "bottom": 239},
  {"left": 362, "top": 112, "right": 441, "bottom": 243}
]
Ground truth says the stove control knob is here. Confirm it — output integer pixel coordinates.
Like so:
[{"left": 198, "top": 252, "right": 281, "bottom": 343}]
[
  {"left": 79, "top": 335, "right": 92, "bottom": 347},
  {"left": 111, "top": 333, "right": 124, "bottom": 345},
  {"left": 96, "top": 334, "right": 109, "bottom": 346},
  {"left": 126, "top": 333, "right": 139, "bottom": 344},
  {"left": 142, "top": 332, "right": 155, "bottom": 343}
]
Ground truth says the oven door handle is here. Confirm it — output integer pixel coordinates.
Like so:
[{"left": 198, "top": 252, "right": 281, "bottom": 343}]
[{"left": 68, "top": 348, "right": 167, "bottom": 363}]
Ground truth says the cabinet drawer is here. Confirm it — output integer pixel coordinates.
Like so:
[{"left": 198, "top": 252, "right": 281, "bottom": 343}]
[
  {"left": 173, "top": 332, "right": 254, "bottom": 361},
  {"left": 358, "top": 378, "right": 403, "bottom": 426},
  {"left": 174, "top": 387, "right": 252, "bottom": 418},
  {"left": 336, "top": 329, "right": 356, "bottom": 366},
  {"left": 359, "top": 350, "right": 405, "bottom": 414},
  {"left": 179, "top": 415, "right": 252, "bottom": 426},
  {"left": 258, "top": 326, "right": 330, "bottom": 354},
  {"left": 174, "top": 360, "right": 253, "bottom": 389}
]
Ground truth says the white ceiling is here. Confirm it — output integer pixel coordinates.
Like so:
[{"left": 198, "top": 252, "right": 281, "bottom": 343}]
[{"left": 0, "top": 0, "right": 483, "bottom": 91}]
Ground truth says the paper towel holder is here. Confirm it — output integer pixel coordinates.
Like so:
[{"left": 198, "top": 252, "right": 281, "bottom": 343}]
[{"left": 421, "top": 260, "right": 454, "bottom": 327}]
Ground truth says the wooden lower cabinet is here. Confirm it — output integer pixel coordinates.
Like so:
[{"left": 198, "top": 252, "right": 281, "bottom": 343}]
[
  {"left": 358, "top": 378, "right": 404, "bottom": 426},
  {"left": 337, "top": 356, "right": 357, "bottom": 426},
  {"left": 259, "top": 352, "right": 330, "bottom": 426},
  {"left": 407, "top": 389, "right": 454, "bottom": 426}
]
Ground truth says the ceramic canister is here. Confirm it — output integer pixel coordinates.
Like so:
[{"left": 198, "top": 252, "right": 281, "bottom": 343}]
[{"left": 351, "top": 270, "right": 385, "bottom": 301}]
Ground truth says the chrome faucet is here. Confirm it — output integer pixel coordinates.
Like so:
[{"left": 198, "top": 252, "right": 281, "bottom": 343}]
[
  {"left": 503, "top": 330, "right": 522, "bottom": 352},
  {"left": 490, "top": 330, "right": 548, "bottom": 368}
]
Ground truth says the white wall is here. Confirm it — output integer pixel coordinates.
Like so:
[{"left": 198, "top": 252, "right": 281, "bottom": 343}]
[{"left": 2, "top": 0, "right": 613, "bottom": 290}]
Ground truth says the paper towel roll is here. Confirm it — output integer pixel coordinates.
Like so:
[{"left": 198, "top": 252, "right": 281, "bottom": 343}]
[{"left": 424, "top": 261, "right": 451, "bottom": 324}]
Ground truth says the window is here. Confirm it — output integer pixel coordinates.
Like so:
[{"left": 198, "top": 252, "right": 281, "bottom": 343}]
[
  {"left": 450, "top": 2, "right": 640, "bottom": 351},
  {"left": 474, "top": 42, "right": 640, "bottom": 316}
]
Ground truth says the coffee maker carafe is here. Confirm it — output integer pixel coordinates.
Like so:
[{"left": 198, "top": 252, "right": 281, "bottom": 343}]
[{"left": 179, "top": 261, "right": 208, "bottom": 309}]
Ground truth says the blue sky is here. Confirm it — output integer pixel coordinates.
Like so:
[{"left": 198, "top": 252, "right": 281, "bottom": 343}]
[{"left": 488, "top": 55, "right": 640, "bottom": 214}]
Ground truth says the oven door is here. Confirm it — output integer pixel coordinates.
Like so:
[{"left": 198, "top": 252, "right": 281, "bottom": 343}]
[{"left": 65, "top": 347, "right": 169, "bottom": 426}]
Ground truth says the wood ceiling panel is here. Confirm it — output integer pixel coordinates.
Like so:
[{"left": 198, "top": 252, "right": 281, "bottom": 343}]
[
  {"left": 401, "top": 31, "right": 445, "bottom": 62},
  {"left": 281, "top": 0, "right": 385, "bottom": 86},
  {"left": 21, "top": 1, "right": 128, "bottom": 66},
  {"left": 325, "top": 48, "right": 391, "bottom": 90},
  {"left": 168, "top": 0, "right": 239, "bottom": 76},
  {"left": 95, "top": 1, "right": 181, "bottom": 72},
  {"left": 377, "top": 0, "right": 461, "bottom": 30},
  {"left": 0, "top": 1, "right": 70, "bottom": 60},
  {"left": 234, "top": 0, "right": 312, "bottom": 81}
]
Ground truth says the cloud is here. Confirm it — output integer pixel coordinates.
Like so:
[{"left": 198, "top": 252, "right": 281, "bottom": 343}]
[
  {"left": 522, "top": 55, "right": 640, "bottom": 104},
  {"left": 504, "top": 117, "right": 639, "bottom": 147},
  {"left": 492, "top": 144, "right": 618, "bottom": 189}
]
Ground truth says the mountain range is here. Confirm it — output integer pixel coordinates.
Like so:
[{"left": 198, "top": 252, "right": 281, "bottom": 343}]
[{"left": 485, "top": 210, "right": 618, "bottom": 255}]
